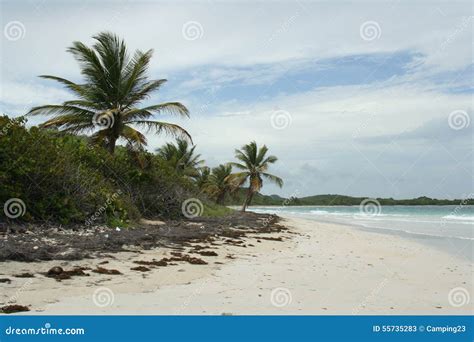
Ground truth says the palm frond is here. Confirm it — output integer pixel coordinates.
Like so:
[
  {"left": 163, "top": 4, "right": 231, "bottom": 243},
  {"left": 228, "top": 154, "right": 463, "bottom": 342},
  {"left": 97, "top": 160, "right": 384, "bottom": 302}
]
[
  {"left": 130, "top": 120, "right": 192, "bottom": 142},
  {"left": 261, "top": 172, "right": 283, "bottom": 188},
  {"left": 120, "top": 125, "right": 147, "bottom": 146},
  {"left": 27, "top": 105, "right": 94, "bottom": 118},
  {"left": 256, "top": 144, "right": 269, "bottom": 164},
  {"left": 123, "top": 102, "right": 189, "bottom": 121},
  {"left": 228, "top": 162, "right": 248, "bottom": 170}
]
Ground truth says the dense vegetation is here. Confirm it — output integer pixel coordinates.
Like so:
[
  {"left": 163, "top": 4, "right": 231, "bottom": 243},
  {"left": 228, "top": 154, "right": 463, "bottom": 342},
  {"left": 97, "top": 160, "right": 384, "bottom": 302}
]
[
  {"left": 0, "top": 116, "right": 198, "bottom": 225},
  {"left": 225, "top": 192, "right": 474, "bottom": 206},
  {"left": 0, "top": 115, "right": 283, "bottom": 225}
]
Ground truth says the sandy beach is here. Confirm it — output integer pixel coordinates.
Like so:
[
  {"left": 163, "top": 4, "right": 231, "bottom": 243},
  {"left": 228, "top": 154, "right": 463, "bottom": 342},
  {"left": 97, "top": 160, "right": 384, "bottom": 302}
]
[{"left": 1, "top": 217, "right": 472, "bottom": 315}]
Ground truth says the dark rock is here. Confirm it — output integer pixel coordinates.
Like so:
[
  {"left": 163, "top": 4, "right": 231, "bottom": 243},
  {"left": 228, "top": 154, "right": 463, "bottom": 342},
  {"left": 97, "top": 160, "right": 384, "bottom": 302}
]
[
  {"left": 134, "top": 260, "right": 168, "bottom": 267},
  {"left": 198, "top": 251, "right": 218, "bottom": 257},
  {"left": 92, "top": 267, "right": 122, "bottom": 275},
  {"left": 45, "top": 266, "right": 89, "bottom": 281},
  {"left": 131, "top": 266, "right": 150, "bottom": 272},
  {"left": 13, "top": 273, "right": 35, "bottom": 278},
  {"left": 0, "top": 305, "right": 30, "bottom": 314},
  {"left": 47, "top": 266, "right": 64, "bottom": 276},
  {"left": 259, "top": 236, "right": 283, "bottom": 241}
]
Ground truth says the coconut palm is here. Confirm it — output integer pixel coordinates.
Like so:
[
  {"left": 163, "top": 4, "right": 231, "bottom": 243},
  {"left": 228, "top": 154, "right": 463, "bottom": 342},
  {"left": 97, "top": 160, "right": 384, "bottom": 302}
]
[
  {"left": 27, "top": 32, "right": 191, "bottom": 153},
  {"left": 230, "top": 141, "right": 283, "bottom": 211},
  {"left": 195, "top": 166, "right": 211, "bottom": 190},
  {"left": 206, "top": 164, "right": 236, "bottom": 204},
  {"left": 156, "top": 138, "right": 204, "bottom": 178}
]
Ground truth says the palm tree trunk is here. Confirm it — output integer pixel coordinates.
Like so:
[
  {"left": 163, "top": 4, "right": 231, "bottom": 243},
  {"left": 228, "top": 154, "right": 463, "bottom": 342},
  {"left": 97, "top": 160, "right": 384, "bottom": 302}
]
[
  {"left": 107, "top": 138, "right": 117, "bottom": 154},
  {"left": 216, "top": 192, "right": 226, "bottom": 205},
  {"left": 241, "top": 188, "right": 254, "bottom": 212}
]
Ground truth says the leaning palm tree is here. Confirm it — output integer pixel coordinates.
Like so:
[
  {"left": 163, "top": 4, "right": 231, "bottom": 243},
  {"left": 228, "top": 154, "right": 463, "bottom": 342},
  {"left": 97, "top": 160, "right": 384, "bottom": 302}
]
[
  {"left": 230, "top": 141, "right": 283, "bottom": 211},
  {"left": 27, "top": 32, "right": 191, "bottom": 153},
  {"left": 205, "top": 164, "right": 236, "bottom": 204},
  {"left": 156, "top": 138, "right": 204, "bottom": 178}
]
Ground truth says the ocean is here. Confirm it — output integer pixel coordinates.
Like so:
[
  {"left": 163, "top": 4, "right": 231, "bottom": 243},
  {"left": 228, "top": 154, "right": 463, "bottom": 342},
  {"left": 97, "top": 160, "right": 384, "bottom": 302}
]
[{"left": 248, "top": 205, "right": 474, "bottom": 261}]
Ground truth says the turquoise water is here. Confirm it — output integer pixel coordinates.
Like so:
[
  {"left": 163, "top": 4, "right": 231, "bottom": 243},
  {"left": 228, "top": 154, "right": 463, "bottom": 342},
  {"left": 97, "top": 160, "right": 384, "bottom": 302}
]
[{"left": 249, "top": 205, "right": 474, "bottom": 241}]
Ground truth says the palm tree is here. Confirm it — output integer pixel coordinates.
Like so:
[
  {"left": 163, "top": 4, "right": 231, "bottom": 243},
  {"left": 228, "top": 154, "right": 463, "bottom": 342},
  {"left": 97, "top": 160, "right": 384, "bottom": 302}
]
[
  {"left": 156, "top": 138, "right": 204, "bottom": 178},
  {"left": 27, "top": 32, "right": 191, "bottom": 154},
  {"left": 230, "top": 141, "right": 283, "bottom": 211},
  {"left": 206, "top": 164, "right": 235, "bottom": 204},
  {"left": 195, "top": 166, "right": 211, "bottom": 190}
]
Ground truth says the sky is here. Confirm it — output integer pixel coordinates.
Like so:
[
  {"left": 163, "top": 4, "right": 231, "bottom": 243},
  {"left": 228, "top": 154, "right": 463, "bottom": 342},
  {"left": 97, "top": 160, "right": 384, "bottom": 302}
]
[{"left": 0, "top": 0, "right": 472, "bottom": 199}]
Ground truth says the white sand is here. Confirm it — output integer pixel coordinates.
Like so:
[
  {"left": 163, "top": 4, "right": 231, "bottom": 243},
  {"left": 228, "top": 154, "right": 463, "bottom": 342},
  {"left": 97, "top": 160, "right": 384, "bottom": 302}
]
[{"left": 1, "top": 217, "right": 472, "bottom": 315}]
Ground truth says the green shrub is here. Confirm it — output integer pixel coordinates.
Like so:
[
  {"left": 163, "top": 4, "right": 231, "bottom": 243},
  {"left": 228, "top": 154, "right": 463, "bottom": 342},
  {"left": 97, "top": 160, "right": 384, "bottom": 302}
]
[{"left": 0, "top": 116, "right": 203, "bottom": 225}]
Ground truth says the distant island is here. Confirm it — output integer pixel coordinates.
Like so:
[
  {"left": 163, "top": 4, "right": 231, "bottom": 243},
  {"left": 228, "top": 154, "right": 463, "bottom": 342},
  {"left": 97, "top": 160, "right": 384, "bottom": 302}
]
[{"left": 226, "top": 192, "right": 474, "bottom": 206}]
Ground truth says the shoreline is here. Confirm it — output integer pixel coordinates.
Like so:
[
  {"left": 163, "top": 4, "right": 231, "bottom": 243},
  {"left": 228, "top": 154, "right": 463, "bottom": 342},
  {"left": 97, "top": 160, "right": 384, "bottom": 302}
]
[
  {"left": 1, "top": 216, "right": 472, "bottom": 315},
  {"left": 277, "top": 213, "right": 474, "bottom": 262}
]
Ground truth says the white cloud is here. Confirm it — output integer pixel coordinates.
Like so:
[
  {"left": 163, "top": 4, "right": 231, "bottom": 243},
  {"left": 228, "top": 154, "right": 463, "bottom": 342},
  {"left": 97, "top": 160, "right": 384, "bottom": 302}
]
[
  {"left": 1, "top": 1, "right": 472, "bottom": 77},
  {"left": 0, "top": 0, "right": 472, "bottom": 198}
]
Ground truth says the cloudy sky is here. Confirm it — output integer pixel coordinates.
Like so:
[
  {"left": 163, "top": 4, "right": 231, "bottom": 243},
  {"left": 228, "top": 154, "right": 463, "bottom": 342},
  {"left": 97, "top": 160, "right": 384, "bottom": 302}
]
[{"left": 1, "top": 0, "right": 472, "bottom": 199}]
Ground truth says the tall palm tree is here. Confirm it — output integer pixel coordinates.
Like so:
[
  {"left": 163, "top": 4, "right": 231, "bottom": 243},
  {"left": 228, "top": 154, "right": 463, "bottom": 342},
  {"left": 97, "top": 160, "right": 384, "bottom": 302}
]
[
  {"left": 230, "top": 141, "right": 283, "bottom": 211},
  {"left": 206, "top": 164, "right": 235, "bottom": 204},
  {"left": 27, "top": 32, "right": 191, "bottom": 153},
  {"left": 156, "top": 138, "right": 204, "bottom": 178}
]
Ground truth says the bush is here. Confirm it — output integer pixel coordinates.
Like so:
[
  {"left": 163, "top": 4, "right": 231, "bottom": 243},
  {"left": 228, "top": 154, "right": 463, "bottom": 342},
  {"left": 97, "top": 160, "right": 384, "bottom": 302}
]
[{"left": 0, "top": 116, "right": 203, "bottom": 225}]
